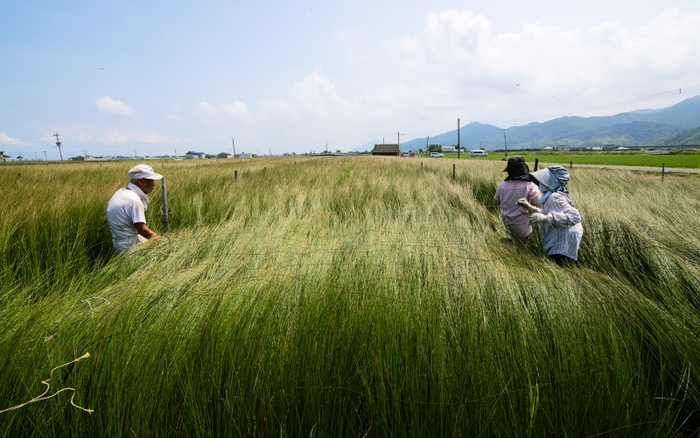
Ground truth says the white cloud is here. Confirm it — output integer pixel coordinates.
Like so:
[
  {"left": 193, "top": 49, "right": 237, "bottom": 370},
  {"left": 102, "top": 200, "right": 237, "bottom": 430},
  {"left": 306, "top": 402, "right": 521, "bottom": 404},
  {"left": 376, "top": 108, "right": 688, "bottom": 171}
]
[
  {"left": 261, "top": 70, "right": 359, "bottom": 121},
  {"left": 104, "top": 131, "right": 131, "bottom": 144},
  {"left": 194, "top": 101, "right": 218, "bottom": 116},
  {"left": 260, "top": 99, "right": 297, "bottom": 119},
  {"left": 0, "top": 132, "right": 21, "bottom": 144},
  {"left": 194, "top": 101, "right": 251, "bottom": 119},
  {"left": 95, "top": 96, "right": 135, "bottom": 116},
  {"left": 219, "top": 102, "right": 251, "bottom": 118},
  {"left": 291, "top": 70, "right": 357, "bottom": 110},
  {"left": 395, "top": 7, "right": 700, "bottom": 123}
]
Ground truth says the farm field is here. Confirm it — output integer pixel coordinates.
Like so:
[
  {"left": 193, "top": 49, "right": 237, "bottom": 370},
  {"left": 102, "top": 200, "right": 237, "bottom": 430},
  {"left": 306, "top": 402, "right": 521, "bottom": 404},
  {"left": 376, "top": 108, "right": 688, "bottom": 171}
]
[
  {"left": 2, "top": 156, "right": 700, "bottom": 436},
  {"left": 442, "top": 150, "right": 700, "bottom": 169}
]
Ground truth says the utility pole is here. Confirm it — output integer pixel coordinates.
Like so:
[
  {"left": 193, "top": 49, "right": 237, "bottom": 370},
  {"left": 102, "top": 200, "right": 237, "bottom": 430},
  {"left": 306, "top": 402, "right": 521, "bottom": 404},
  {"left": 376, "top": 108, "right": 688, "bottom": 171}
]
[
  {"left": 457, "top": 118, "right": 461, "bottom": 159},
  {"left": 426, "top": 136, "right": 429, "bottom": 157},
  {"left": 54, "top": 133, "right": 63, "bottom": 161},
  {"left": 231, "top": 139, "right": 236, "bottom": 157},
  {"left": 504, "top": 131, "right": 508, "bottom": 158},
  {"left": 397, "top": 132, "right": 404, "bottom": 150},
  {"left": 43, "top": 151, "right": 47, "bottom": 161}
]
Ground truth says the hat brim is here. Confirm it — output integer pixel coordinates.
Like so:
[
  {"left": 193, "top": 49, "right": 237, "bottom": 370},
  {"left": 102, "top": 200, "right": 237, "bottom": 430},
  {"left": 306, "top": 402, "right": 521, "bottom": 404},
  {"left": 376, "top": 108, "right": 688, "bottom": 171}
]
[
  {"left": 503, "top": 156, "right": 526, "bottom": 172},
  {"left": 144, "top": 173, "right": 164, "bottom": 180},
  {"left": 530, "top": 168, "right": 556, "bottom": 191}
]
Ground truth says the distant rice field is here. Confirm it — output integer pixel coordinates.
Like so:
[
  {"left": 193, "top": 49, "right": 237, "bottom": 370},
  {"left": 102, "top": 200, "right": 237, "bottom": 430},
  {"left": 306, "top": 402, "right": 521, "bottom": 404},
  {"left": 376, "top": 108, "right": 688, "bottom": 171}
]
[
  {"left": 442, "top": 149, "right": 700, "bottom": 168},
  {"left": 2, "top": 157, "right": 700, "bottom": 436}
]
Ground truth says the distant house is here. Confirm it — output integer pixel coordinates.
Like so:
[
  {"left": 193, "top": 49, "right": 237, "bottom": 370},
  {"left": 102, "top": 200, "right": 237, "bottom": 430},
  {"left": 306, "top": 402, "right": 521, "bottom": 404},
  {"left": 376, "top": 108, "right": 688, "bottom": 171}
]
[
  {"left": 442, "top": 146, "right": 457, "bottom": 153},
  {"left": 71, "top": 155, "right": 93, "bottom": 161},
  {"left": 0, "top": 151, "right": 9, "bottom": 163},
  {"left": 371, "top": 144, "right": 400, "bottom": 156},
  {"left": 543, "top": 146, "right": 554, "bottom": 151},
  {"left": 185, "top": 151, "right": 206, "bottom": 159},
  {"left": 217, "top": 152, "right": 231, "bottom": 159},
  {"left": 237, "top": 153, "right": 254, "bottom": 158},
  {"left": 556, "top": 145, "right": 571, "bottom": 152}
]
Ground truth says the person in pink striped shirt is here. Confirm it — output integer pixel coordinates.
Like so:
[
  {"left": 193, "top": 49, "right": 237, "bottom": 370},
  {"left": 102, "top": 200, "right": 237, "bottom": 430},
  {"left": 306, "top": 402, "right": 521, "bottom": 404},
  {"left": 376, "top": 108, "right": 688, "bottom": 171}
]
[{"left": 493, "top": 156, "right": 541, "bottom": 242}]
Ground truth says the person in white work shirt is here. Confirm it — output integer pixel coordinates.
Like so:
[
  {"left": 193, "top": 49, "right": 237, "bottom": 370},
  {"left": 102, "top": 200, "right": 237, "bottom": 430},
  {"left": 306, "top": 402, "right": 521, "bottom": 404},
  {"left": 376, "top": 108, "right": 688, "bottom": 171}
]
[
  {"left": 517, "top": 165, "right": 583, "bottom": 265},
  {"left": 106, "top": 164, "right": 163, "bottom": 253}
]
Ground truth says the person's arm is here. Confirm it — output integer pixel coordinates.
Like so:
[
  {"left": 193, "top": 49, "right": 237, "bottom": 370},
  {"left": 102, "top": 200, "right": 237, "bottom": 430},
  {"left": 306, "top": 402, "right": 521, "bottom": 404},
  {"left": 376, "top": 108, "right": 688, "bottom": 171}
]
[
  {"left": 530, "top": 194, "right": 581, "bottom": 227},
  {"left": 134, "top": 222, "right": 159, "bottom": 239},
  {"left": 547, "top": 204, "right": 581, "bottom": 227},
  {"left": 493, "top": 186, "right": 501, "bottom": 209},
  {"left": 517, "top": 198, "right": 541, "bottom": 214},
  {"left": 526, "top": 182, "right": 541, "bottom": 206}
]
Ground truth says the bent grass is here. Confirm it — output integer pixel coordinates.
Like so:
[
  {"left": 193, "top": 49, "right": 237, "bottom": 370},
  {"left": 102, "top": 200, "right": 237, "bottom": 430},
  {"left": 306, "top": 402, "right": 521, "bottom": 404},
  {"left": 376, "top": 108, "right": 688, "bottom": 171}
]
[{"left": 1, "top": 157, "right": 700, "bottom": 436}]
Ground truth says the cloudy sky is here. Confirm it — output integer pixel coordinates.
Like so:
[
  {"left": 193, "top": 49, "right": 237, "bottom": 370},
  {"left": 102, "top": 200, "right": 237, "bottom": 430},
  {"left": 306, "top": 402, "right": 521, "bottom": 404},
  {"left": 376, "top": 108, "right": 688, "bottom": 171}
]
[{"left": 1, "top": 0, "right": 699, "bottom": 158}]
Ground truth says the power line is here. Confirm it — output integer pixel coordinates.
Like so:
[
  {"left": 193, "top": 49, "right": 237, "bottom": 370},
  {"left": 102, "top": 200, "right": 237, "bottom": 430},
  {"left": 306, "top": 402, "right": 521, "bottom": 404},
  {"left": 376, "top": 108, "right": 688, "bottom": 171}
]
[
  {"left": 493, "top": 83, "right": 700, "bottom": 125},
  {"left": 4, "top": 85, "right": 699, "bottom": 155}
]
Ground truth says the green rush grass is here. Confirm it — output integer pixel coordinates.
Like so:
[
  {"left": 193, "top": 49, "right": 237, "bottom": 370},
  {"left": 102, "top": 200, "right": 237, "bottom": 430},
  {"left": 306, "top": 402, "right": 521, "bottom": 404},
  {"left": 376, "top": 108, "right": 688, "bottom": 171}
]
[
  {"left": 1, "top": 156, "right": 700, "bottom": 436},
  {"left": 443, "top": 149, "right": 700, "bottom": 169}
]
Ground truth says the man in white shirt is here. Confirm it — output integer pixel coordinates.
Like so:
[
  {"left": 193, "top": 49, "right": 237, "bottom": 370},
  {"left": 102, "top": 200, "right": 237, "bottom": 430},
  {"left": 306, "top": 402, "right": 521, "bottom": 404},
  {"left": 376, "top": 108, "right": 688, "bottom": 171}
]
[{"left": 106, "top": 164, "right": 164, "bottom": 253}]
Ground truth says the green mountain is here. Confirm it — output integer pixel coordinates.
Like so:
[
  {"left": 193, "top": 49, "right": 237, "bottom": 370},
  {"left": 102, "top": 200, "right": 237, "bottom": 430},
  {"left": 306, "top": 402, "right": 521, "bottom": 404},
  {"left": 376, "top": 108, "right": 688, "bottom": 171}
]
[
  {"left": 395, "top": 95, "right": 700, "bottom": 151},
  {"left": 649, "top": 126, "right": 700, "bottom": 146}
]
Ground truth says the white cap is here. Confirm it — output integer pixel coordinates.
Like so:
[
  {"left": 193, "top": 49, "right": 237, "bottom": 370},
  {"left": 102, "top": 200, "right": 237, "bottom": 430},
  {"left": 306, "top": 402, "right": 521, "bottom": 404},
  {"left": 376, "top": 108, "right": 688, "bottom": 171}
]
[{"left": 128, "top": 164, "right": 163, "bottom": 180}]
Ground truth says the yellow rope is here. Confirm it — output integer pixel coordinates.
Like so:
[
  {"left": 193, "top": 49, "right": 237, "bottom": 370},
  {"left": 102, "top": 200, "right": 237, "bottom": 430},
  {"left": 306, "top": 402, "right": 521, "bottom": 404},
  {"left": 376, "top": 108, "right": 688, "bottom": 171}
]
[{"left": 0, "top": 353, "right": 93, "bottom": 414}]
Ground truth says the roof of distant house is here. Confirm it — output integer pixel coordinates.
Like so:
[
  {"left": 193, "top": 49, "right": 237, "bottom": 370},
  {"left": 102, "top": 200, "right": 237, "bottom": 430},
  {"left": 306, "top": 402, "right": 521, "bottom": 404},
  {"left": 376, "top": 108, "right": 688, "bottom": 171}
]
[{"left": 372, "top": 144, "right": 400, "bottom": 155}]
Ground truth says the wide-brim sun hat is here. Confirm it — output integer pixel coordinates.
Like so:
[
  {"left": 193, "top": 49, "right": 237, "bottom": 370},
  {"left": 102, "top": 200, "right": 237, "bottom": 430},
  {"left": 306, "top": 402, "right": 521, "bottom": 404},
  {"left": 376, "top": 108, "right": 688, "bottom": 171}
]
[
  {"left": 530, "top": 166, "right": 569, "bottom": 192},
  {"left": 128, "top": 164, "right": 163, "bottom": 180},
  {"left": 503, "top": 156, "right": 526, "bottom": 172}
]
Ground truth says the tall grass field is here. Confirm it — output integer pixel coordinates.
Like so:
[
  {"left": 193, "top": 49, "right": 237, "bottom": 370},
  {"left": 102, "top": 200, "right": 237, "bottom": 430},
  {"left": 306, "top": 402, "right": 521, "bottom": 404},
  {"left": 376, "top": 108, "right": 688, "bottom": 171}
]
[
  {"left": 446, "top": 149, "right": 700, "bottom": 168},
  {"left": 2, "top": 157, "right": 700, "bottom": 436}
]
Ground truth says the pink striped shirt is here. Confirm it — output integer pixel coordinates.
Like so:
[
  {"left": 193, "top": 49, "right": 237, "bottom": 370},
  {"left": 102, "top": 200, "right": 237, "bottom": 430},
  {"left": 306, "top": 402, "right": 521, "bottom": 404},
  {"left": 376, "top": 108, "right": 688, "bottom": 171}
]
[{"left": 493, "top": 180, "right": 541, "bottom": 239}]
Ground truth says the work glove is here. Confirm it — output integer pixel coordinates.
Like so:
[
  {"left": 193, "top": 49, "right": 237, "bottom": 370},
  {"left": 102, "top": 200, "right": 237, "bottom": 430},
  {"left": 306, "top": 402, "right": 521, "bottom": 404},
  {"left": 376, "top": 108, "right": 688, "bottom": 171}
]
[
  {"left": 517, "top": 198, "right": 541, "bottom": 214},
  {"left": 530, "top": 213, "right": 548, "bottom": 224}
]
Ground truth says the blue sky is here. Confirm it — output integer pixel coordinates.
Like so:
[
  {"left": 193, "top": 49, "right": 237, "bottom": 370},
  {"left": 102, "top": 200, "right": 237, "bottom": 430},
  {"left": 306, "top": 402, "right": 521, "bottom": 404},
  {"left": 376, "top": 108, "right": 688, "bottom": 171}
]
[{"left": 2, "top": 0, "right": 699, "bottom": 158}]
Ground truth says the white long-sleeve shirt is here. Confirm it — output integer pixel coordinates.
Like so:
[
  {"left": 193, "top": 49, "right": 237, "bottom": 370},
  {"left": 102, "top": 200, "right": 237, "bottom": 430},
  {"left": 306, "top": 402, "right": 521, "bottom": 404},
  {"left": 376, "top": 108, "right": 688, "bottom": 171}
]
[{"left": 537, "top": 192, "right": 583, "bottom": 260}]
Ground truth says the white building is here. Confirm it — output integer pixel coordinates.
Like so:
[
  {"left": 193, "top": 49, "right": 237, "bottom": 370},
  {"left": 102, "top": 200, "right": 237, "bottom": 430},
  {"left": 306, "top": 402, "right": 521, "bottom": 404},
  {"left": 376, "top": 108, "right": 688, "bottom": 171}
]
[{"left": 185, "top": 151, "right": 206, "bottom": 159}]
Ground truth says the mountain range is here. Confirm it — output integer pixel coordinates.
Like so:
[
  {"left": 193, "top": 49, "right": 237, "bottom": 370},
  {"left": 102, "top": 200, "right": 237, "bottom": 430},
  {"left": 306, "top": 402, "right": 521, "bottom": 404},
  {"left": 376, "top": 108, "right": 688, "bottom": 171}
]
[{"left": 357, "top": 95, "right": 700, "bottom": 151}]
